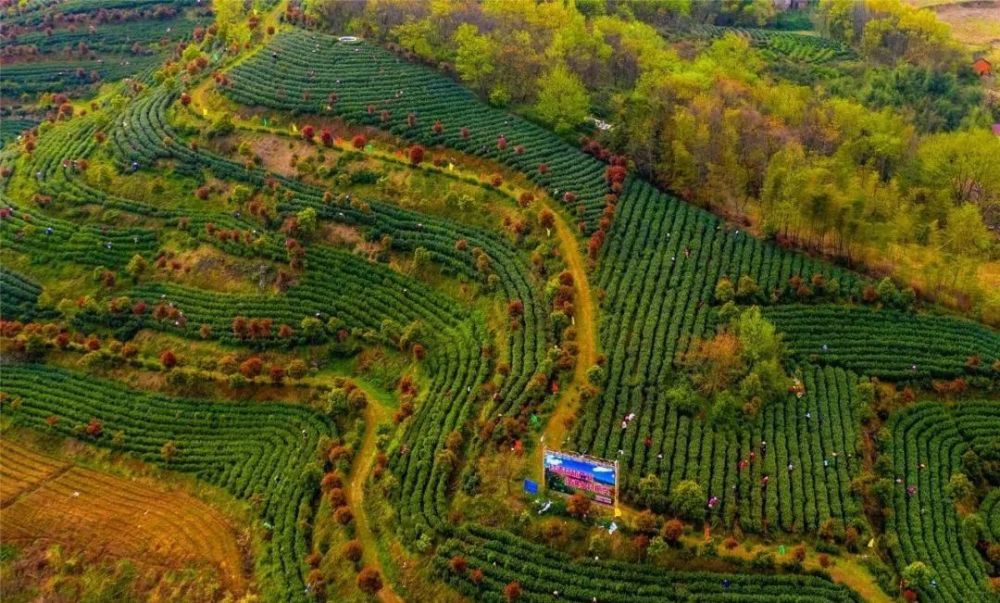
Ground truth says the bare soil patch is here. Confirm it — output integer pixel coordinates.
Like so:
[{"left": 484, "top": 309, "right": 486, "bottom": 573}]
[{"left": 1, "top": 440, "right": 250, "bottom": 597}]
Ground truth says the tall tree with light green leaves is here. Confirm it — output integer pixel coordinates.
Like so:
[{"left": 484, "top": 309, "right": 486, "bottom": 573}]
[
  {"left": 452, "top": 24, "right": 495, "bottom": 95},
  {"left": 534, "top": 63, "right": 589, "bottom": 134},
  {"left": 214, "top": 0, "right": 251, "bottom": 47}
]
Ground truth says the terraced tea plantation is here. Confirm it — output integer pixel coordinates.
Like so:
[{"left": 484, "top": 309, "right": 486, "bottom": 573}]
[
  {"left": 223, "top": 28, "right": 612, "bottom": 229},
  {"left": 682, "top": 25, "right": 858, "bottom": 65},
  {"left": 1, "top": 1, "right": 998, "bottom": 602}
]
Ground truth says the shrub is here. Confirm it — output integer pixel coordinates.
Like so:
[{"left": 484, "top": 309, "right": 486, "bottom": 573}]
[
  {"left": 239, "top": 356, "right": 263, "bottom": 379},
  {"left": 334, "top": 505, "right": 354, "bottom": 525},
  {"left": 504, "top": 581, "right": 521, "bottom": 602},
  {"left": 449, "top": 555, "right": 468, "bottom": 574},
  {"left": 342, "top": 540, "right": 363, "bottom": 563},
  {"left": 662, "top": 519, "right": 684, "bottom": 544},
  {"left": 670, "top": 480, "right": 704, "bottom": 521},
  {"left": 567, "top": 492, "right": 591, "bottom": 520},
  {"left": 159, "top": 349, "right": 177, "bottom": 369},
  {"left": 357, "top": 567, "right": 382, "bottom": 594},
  {"left": 409, "top": 144, "right": 425, "bottom": 165}
]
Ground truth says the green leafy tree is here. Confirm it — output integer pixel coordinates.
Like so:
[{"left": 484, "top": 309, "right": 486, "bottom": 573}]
[
  {"left": 731, "top": 306, "right": 783, "bottom": 365},
  {"left": 586, "top": 364, "right": 605, "bottom": 385},
  {"left": 296, "top": 207, "right": 318, "bottom": 235},
  {"left": 214, "top": 0, "right": 251, "bottom": 46},
  {"left": 412, "top": 246, "right": 432, "bottom": 272},
  {"left": 902, "top": 561, "right": 934, "bottom": 590},
  {"left": 918, "top": 130, "right": 1000, "bottom": 205},
  {"left": 708, "top": 391, "right": 743, "bottom": 429},
  {"left": 126, "top": 254, "right": 148, "bottom": 281},
  {"left": 300, "top": 316, "right": 324, "bottom": 341},
  {"left": 714, "top": 277, "right": 735, "bottom": 303},
  {"left": 647, "top": 536, "right": 669, "bottom": 559},
  {"left": 875, "top": 277, "right": 899, "bottom": 306},
  {"left": 704, "top": 33, "right": 763, "bottom": 81},
  {"left": 817, "top": 0, "right": 860, "bottom": 44},
  {"left": 669, "top": 479, "right": 704, "bottom": 521},
  {"left": 638, "top": 473, "right": 668, "bottom": 513},
  {"left": 535, "top": 63, "right": 589, "bottom": 133},
  {"left": 453, "top": 24, "right": 495, "bottom": 94},
  {"left": 736, "top": 275, "right": 758, "bottom": 300},
  {"left": 630, "top": 0, "right": 691, "bottom": 20},
  {"left": 392, "top": 19, "right": 438, "bottom": 62},
  {"left": 665, "top": 382, "right": 701, "bottom": 416},
  {"left": 944, "top": 472, "right": 974, "bottom": 504},
  {"left": 961, "top": 513, "right": 986, "bottom": 543},
  {"left": 943, "top": 204, "right": 991, "bottom": 258}
]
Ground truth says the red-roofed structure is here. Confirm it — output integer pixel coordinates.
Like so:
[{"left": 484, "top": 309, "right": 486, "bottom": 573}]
[{"left": 973, "top": 57, "right": 992, "bottom": 77}]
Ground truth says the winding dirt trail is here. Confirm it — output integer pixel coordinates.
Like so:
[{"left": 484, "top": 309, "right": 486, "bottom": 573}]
[
  {"left": 532, "top": 209, "right": 599, "bottom": 477},
  {"left": 348, "top": 402, "right": 404, "bottom": 603},
  {"left": 188, "top": 0, "right": 287, "bottom": 116},
  {"left": 187, "top": 37, "right": 592, "bottom": 589}
]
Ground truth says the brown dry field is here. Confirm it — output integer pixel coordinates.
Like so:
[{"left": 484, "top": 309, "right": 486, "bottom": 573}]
[
  {"left": 906, "top": 0, "right": 1000, "bottom": 63},
  {"left": 0, "top": 439, "right": 249, "bottom": 596}
]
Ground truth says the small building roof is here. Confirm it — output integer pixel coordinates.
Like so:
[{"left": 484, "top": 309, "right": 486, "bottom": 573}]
[{"left": 973, "top": 57, "right": 993, "bottom": 76}]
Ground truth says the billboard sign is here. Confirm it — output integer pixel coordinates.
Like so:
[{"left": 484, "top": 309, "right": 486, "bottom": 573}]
[{"left": 543, "top": 449, "right": 618, "bottom": 506}]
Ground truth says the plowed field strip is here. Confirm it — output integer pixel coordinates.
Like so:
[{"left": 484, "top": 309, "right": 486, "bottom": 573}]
[{"left": 0, "top": 440, "right": 249, "bottom": 594}]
